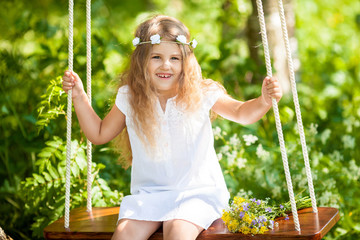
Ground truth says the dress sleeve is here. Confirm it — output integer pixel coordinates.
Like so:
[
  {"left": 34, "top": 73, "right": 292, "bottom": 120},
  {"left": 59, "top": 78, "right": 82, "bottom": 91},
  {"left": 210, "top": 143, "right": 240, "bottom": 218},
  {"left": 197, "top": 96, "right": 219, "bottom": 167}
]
[
  {"left": 202, "top": 82, "right": 226, "bottom": 110},
  {"left": 115, "top": 85, "right": 130, "bottom": 116}
]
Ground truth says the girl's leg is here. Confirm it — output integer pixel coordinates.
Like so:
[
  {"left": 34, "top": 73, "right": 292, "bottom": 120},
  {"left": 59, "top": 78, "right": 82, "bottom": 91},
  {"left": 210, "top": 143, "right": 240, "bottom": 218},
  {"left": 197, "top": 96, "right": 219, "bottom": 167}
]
[
  {"left": 163, "top": 219, "right": 204, "bottom": 240},
  {"left": 111, "top": 219, "right": 161, "bottom": 240}
]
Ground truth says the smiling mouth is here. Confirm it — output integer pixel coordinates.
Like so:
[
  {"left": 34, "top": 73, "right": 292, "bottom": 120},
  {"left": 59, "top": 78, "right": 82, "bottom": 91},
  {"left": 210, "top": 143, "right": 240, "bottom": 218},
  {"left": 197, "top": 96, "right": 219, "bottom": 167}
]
[{"left": 156, "top": 73, "right": 172, "bottom": 78}]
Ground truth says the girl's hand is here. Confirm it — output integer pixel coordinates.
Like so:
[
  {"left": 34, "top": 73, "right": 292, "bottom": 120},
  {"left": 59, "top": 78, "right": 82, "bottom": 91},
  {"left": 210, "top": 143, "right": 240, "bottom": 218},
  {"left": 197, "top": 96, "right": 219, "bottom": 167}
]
[
  {"left": 261, "top": 76, "right": 283, "bottom": 106},
  {"left": 62, "top": 70, "right": 85, "bottom": 99}
]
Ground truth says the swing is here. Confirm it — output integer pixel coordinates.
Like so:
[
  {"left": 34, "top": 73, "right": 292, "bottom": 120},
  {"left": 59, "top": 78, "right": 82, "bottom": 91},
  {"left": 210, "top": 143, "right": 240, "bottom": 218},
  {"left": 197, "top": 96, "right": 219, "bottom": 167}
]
[{"left": 44, "top": 0, "right": 339, "bottom": 239}]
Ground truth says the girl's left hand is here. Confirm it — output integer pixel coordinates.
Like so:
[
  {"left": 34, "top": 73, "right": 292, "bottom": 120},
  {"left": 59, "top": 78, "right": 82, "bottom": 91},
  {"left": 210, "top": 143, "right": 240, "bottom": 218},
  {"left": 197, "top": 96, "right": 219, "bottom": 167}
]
[{"left": 261, "top": 76, "right": 283, "bottom": 106}]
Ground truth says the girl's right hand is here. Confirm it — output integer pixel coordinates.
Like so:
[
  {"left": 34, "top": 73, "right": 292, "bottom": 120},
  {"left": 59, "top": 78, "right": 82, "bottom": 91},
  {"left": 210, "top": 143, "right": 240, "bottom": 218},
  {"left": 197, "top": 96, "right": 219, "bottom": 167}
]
[{"left": 62, "top": 70, "right": 85, "bottom": 99}]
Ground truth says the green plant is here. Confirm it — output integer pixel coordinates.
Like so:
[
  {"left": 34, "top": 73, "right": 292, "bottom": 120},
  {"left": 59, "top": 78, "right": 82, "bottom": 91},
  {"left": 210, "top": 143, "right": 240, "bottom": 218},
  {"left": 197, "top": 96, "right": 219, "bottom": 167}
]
[
  {"left": 36, "top": 76, "right": 66, "bottom": 133},
  {"left": 21, "top": 136, "right": 123, "bottom": 238}
]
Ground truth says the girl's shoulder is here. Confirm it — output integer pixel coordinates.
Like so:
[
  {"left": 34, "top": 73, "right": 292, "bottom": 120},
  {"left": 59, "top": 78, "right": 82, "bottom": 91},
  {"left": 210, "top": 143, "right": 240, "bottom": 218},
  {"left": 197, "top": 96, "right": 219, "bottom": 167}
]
[
  {"left": 200, "top": 79, "right": 227, "bottom": 110},
  {"left": 115, "top": 85, "right": 130, "bottom": 115},
  {"left": 117, "top": 84, "right": 130, "bottom": 94}
]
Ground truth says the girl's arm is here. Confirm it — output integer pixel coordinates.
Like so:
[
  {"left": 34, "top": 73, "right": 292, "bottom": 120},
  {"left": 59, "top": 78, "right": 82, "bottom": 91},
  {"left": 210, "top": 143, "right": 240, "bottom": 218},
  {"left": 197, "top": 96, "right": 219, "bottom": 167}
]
[
  {"left": 212, "top": 76, "right": 282, "bottom": 125},
  {"left": 62, "top": 71, "right": 125, "bottom": 145}
]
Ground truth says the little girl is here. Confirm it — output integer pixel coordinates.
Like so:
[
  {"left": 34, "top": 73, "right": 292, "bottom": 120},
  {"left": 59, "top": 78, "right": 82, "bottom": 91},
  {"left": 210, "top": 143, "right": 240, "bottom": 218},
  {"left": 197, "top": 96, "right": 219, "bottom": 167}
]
[{"left": 62, "top": 15, "right": 282, "bottom": 240}]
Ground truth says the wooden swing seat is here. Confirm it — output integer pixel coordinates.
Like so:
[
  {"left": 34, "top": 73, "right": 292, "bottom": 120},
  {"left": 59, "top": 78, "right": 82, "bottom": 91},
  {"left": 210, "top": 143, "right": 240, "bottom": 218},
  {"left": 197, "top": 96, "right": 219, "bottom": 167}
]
[{"left": 44, "top": 206, "right": 339, "bottom": 240}]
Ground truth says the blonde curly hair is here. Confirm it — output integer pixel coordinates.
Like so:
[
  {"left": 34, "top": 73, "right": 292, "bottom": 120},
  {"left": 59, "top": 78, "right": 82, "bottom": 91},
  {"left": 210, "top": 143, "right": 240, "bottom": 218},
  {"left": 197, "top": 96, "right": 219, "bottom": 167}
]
[{"left": 114, "top": 15, "right": 223, "bottom": 168}]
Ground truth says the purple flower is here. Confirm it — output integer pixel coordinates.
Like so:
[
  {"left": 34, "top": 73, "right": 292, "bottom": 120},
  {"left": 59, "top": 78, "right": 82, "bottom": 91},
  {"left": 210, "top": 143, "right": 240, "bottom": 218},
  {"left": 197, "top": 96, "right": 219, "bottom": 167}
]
[
  {"left": 239, "top": 211, "right": 245, "bottom": 218},
  {"left": 251, "top": 198, "right": 257, "bottom": 202},
  {"left": 265, "top": 207, "right": 272, "bottom": 213},
  {"left": 285, "top": 214, "right": 289, "bottom": 220},
  {"left": 259, "top": 215, "right": 267, "bottom": 222},
  {"left": 251, "top": 220, "right": 257, "bottom": 226},
  {"left": 280, "top": 204, "right": 284, "bottom": 209},
  {"left": 243, "top": 202, "right": 250, "bottom": 211},
  {"left": 256, "top": 200, "right": 261, "bottom": 205}
]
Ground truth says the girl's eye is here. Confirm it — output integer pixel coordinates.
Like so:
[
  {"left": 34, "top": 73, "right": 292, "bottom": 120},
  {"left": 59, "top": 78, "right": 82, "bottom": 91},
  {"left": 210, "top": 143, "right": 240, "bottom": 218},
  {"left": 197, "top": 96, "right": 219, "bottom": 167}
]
[
  {"left": 171, "top": 57, "right": 180, "bottom": 60},
  {"left": 152, "top": 56, "right": 160, "bottom": 59}
]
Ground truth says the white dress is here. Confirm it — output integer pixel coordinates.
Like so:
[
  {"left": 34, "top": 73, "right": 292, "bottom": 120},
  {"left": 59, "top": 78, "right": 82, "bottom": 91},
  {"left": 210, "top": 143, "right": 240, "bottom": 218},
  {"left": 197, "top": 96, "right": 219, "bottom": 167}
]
[{"left": 115, "top": 85, "right": 230, "bottom": 229}]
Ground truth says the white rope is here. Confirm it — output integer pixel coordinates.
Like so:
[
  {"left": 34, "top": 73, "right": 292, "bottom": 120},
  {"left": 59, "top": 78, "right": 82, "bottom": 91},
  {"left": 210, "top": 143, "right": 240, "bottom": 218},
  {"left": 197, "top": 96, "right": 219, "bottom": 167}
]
[
  {"left": 277, "top": 0, "right": 317, "bottom": 213},
  {"left": 255, "top": 0, "right": 301, "bottom": 231},
  {"left": 65, "top": 0, "right": 74, "bottom": 229},
  {"left": 86, "top": 0, "right": 93, "bottom": 213}
]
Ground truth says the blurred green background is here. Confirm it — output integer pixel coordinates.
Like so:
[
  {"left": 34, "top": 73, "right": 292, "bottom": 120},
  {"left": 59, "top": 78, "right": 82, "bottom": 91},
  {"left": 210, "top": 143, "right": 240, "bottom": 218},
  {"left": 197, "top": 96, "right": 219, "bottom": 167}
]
[{"left": 0, "top": 0, "right": 359, "bottom": 239}]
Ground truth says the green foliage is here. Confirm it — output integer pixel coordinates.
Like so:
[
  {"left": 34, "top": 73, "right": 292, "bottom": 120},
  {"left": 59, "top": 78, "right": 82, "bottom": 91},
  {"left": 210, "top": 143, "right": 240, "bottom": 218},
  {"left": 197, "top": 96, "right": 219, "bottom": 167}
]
[
  {"left": 214, "top": 120, "right": 319, "bottom": 200},
  {"left": 36, "top": 76, "right": 66, "bottom": 132},
  {"left": 214, "top": 87, "right": 360, "bottom": 239},
  {"left": 21, "top": 137, "right": 123, "bottom": 239},
  {"left": 294, "top": 1, "right": 360, "bottom": 239}
]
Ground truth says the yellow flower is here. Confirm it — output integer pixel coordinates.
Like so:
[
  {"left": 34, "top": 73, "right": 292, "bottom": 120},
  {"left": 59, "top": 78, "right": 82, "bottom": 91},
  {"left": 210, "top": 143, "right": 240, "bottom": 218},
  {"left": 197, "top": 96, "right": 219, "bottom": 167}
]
[
  {"left": 243, "top": 213, "right": 252, "bottom": 224},
  {"left": 228, "top": 220, "right": 239, "bottom": 232},
  {"left": 240, "top": 226, "right": 251, "bottom": 234},
  {"left": 251, "top": 227, "right": 259, "bottom": 234},
  {"left": 221, "top": 212, "right": 231, "bottom": 225},
  {"left": 233, "top": 196, "right": 246, "bottom": 206},
  {"left": 259, "top": 226, "right": 268, "bottom": 234},
  {"left": 223, "top": 196, "right": 290, "bottom": 235}
]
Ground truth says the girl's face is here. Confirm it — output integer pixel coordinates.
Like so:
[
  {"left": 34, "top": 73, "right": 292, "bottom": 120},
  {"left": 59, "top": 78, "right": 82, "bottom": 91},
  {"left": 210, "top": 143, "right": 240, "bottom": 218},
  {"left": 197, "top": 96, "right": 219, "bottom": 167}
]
[{"left": 147, "top": 42, "right": 183, "bottom": 96}]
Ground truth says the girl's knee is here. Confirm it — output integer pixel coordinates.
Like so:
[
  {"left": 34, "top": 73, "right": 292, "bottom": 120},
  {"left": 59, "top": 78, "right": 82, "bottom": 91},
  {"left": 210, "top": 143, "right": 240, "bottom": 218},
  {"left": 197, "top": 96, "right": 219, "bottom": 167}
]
[
  {"left": 163, "top": 219, "right": 204, "bottom": 240},
  {"left": 111, "top": 220, "right": 132, "bottom": 240},
  {"left": 111, "top": 219, "right": 161, "bottom": 240}
]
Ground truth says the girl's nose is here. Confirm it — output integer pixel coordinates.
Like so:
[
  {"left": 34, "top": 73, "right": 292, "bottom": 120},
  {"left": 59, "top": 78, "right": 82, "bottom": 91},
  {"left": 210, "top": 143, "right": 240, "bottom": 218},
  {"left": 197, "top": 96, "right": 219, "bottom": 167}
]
[{"left": 161, "top": 60, "right": 171, "bottom": 69}]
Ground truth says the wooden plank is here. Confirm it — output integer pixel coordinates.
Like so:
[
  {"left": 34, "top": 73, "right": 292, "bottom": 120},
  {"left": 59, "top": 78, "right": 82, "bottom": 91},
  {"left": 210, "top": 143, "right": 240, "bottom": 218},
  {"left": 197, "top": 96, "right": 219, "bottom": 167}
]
[
  {"left": 44, "top": 207, "right": 339, "bottom": 240},
  {"left": 44, "top": 207, "right": 118, "bottom": 239}
]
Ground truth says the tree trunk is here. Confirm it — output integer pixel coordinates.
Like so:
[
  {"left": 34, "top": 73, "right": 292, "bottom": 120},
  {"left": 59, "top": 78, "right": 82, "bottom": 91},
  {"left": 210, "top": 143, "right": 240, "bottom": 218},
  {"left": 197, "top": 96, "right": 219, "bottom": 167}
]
[
  {"left": 265, "top": 0, "right": 296, "bottom": 93},
  {"left": 246, "top": 0, "right": 263, "bottom": 83},
  {"left": 0, "top": 226, "right": 13, "bottom": 240},
  {"left": 247, "top": 0, "right": 297, "bottom": 93}
]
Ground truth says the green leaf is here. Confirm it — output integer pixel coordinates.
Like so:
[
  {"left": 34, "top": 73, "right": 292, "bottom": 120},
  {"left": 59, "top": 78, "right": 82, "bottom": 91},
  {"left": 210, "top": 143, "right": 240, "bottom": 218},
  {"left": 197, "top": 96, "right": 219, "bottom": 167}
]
[
  {"left": 38, "top": 151, "right": 52, "bottom": 158},
  {"left": 43, "top": 172, "right": 52, "bottom": 182},
  {"left": 46, "top": 140, "right": 62, "bottom": 148},
  {"left": 48, "top": 165, "right": 59, "bottom": 179},
  {"left": 33, "top": 173, "right": 45, "bottom": 184},
  {"left": 75, "top": 154, "right": 87, "bottom": 172},
  {"left": 54, "top": 150, "right": 63, "bottom": 160},
  {"left": 71, "top": 161, "right": 79, "bottom": 177}
]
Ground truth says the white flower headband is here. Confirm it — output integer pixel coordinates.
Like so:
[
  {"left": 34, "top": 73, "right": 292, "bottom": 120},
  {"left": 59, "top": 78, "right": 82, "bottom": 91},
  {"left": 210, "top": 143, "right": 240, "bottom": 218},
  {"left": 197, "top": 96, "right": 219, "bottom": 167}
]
[{"left": 132, "top": 34, "right": 198, "bottom": 49}]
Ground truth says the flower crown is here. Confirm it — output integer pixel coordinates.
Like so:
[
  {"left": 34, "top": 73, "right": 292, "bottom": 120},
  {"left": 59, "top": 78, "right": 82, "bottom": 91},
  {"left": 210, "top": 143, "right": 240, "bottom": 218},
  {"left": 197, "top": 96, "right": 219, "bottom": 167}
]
[{"left": 132, "top": 34, "right": 198, "bottom": 49}]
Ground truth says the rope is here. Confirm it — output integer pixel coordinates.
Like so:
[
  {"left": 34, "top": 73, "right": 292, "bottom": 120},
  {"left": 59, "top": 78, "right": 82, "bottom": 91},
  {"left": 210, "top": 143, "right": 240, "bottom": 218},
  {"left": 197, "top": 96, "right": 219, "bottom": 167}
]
[
  {"left": 86, "top": 0, "right": 93, "bottom": 213},
  {"left": 276, "top": 0, "right": 317, "bottom": 213},
  {"left": 65, "top": 0, "right": 74, "bottom": 229},
  {"left": 255, "top": 0, "right": 301, "bottom": 231}
]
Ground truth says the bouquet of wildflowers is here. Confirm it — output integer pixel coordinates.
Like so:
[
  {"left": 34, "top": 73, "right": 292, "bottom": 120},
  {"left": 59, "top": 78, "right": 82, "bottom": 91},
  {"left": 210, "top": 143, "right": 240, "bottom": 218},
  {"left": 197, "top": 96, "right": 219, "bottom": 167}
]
[{"left": 222, "top": 196, "right": 312, "bottom": 234}]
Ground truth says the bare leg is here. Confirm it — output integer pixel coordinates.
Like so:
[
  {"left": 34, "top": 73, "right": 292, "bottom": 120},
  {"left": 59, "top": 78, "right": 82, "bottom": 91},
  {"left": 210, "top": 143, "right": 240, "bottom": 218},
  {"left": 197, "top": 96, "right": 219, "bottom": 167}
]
[
  {"left": 163, "top": 219, "right": 204, "bottom": 240},
  {"left": 111, "top": 219, "right": 161, "bottom": 240}
]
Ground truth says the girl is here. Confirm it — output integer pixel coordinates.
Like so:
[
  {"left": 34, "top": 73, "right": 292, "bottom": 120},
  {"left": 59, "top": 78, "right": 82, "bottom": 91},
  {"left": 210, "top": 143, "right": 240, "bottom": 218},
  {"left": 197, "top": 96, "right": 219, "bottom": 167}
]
[{"left": 62, "top": 15, "right": 282, "bottom": 240}]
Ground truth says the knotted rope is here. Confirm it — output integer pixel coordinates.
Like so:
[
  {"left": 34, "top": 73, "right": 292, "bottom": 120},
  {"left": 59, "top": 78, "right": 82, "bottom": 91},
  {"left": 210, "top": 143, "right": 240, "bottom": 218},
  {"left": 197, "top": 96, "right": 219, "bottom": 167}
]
[
  {"left": 255, "top": 0, "right": 300, "bottom": 231},
  {"left": 65, "top": 0, "right": 93, "bottom": 228},
  {"left": 86, "top": 0, "right": 93, "bottom": 213},
  {"left": 64, "top": 0, "right": 74, "bottom": 229},
  {"left": 276, "top": 0, "right": 317, "bottom": 213}
]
